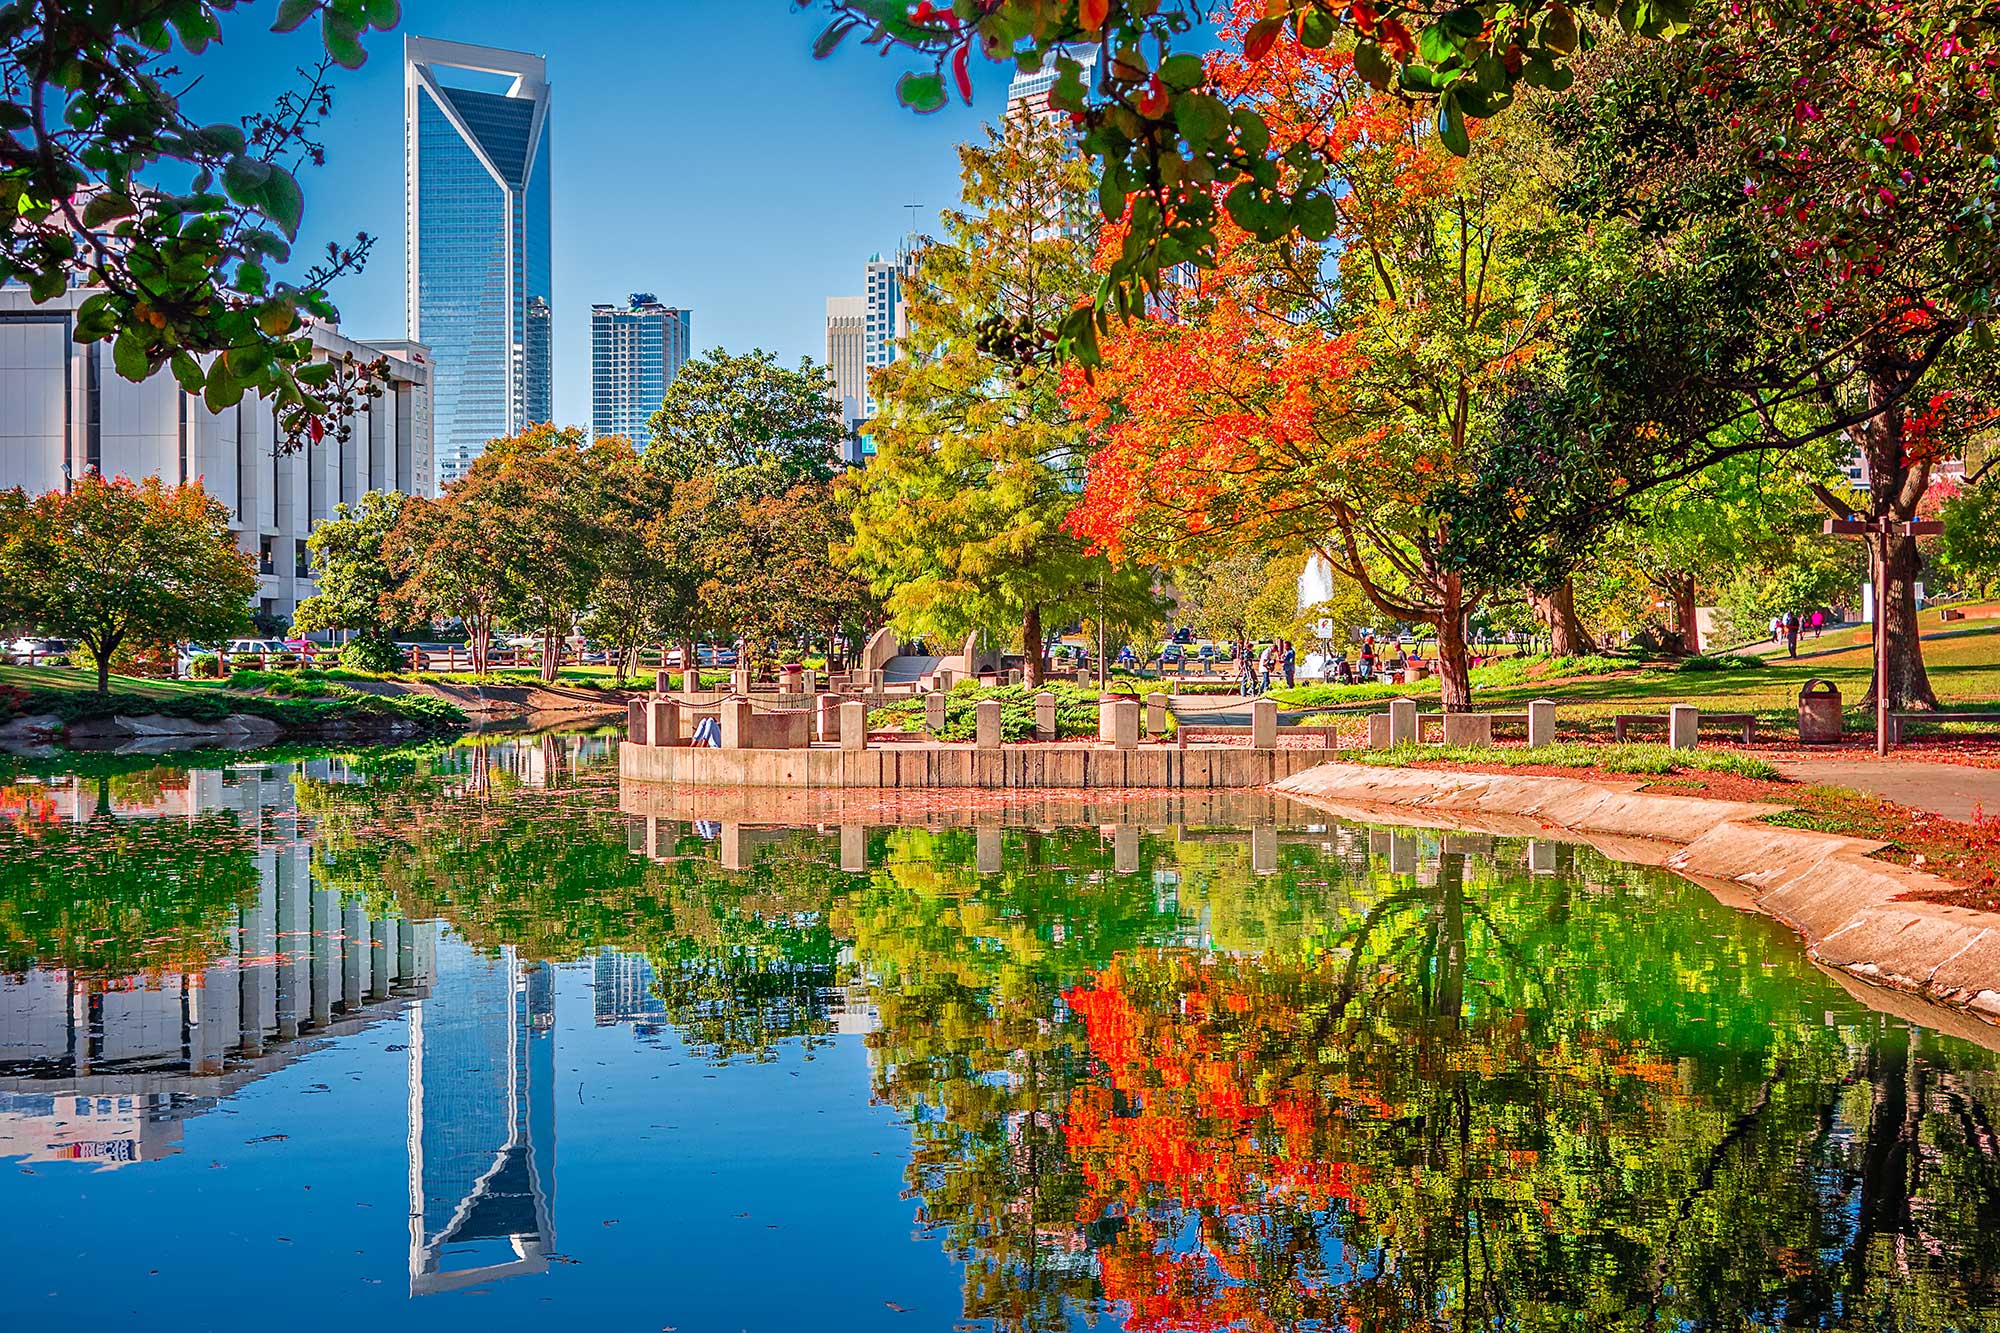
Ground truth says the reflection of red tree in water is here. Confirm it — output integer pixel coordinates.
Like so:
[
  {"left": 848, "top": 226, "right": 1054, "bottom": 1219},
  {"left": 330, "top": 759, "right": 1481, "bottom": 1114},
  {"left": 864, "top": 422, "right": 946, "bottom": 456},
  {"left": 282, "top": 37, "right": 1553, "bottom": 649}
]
[{"left": 1065, "top": 953, "right": 1361, "bottom": 1333}]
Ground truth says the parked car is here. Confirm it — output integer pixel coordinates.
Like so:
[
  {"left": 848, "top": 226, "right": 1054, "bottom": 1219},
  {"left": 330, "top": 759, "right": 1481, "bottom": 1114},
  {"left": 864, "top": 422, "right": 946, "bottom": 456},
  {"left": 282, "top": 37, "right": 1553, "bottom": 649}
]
[
  {"left": 223, "top": 638, "right": 295, "bottom": 665},
  {"left": 176, "top": 643, "right": 221, "bottom": 675},
  {"left": 7, "top": 636, "right": 71, "bottom": 665}
]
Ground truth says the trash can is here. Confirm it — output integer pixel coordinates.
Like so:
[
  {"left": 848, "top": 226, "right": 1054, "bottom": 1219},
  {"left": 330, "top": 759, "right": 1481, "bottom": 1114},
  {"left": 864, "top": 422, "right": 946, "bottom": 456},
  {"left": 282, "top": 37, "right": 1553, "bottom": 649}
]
[{"left": 1798, "top": 679, "right": 1842, "bottom": 744}]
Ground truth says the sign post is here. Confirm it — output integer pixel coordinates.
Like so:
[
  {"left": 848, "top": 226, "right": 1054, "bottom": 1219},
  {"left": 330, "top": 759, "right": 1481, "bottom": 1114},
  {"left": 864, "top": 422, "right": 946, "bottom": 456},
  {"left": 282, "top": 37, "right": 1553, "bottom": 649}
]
[{"left": 1824, "top": 516, "right": 1944, "bottom": 755}]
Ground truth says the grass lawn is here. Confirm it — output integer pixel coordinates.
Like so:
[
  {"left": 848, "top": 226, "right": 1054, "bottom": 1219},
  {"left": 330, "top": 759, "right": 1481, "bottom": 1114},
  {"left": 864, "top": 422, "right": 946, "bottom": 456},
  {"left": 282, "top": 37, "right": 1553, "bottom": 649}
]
[
  {"left": 0, "top": 664, "right": 222, "bottom": 699},
  {"left": 1284, "top": 607, "right": 2000, "bottom": 739}
]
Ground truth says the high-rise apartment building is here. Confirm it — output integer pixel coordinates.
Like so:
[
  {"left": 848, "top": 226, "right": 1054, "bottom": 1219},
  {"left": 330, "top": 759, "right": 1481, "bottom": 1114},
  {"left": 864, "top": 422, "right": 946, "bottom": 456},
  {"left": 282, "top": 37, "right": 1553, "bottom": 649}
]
[
  {"left": 824, "top": 295, "right": 867, "bottom": 429},
  {"left": 590, "top": 294, "right": 691, "bottom": 445},
  {"left": 863, "top": 236, "right": 918, "bottom": 418},
  {"left": 1007, "top": 45, "right": 1100, "bottom": 117},
  {"left": 405, "top": 37, "right": 552, "bottom": 486}
]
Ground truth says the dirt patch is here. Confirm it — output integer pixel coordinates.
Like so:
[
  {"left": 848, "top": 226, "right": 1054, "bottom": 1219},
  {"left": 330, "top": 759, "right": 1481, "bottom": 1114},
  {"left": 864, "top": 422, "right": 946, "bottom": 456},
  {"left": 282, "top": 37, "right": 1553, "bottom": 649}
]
[{"left": 347, "top": 676, "right": 637, "bottom": 718}]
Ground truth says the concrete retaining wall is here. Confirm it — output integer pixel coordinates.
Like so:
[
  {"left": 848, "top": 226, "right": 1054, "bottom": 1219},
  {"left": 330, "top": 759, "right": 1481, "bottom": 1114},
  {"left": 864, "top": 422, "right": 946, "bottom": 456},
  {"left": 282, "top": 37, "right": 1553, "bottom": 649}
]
[
  {"left": 620, "top": 741, "right": 1340, "bottom": 791},
  {"left": 1274, "top": 762, "right": 2000, "bottom": 1025}
]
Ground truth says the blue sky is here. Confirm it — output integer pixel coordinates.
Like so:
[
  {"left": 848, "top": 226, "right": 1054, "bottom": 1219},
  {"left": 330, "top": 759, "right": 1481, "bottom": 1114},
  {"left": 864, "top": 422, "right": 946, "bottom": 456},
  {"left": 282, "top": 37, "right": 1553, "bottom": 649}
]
[{"left": 182, "top": 2, "right": 1021, "bottom": 427}]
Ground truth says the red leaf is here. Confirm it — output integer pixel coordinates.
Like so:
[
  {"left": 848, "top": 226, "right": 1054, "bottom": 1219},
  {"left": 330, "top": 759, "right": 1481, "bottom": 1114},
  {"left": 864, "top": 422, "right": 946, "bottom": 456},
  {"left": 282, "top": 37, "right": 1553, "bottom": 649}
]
[
  {"left": 953, "top": 43, "right": 972, "bottom": 104},
  {"left": 1244, "top": 17, "right": 1284, "bottom": 62},
  {"left": 1081, "top": 0, "right": 1110, "bottom": 33}
]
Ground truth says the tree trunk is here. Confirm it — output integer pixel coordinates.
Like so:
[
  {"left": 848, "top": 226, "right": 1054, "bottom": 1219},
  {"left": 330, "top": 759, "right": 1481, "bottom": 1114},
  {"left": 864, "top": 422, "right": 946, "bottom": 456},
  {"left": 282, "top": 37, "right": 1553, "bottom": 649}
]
[
  {"left": 1022, "top": 603, "right": 1043, "bottom": 687},
  {"left": 541, "top": 627, "right": 559, "bottom": 685},
  {"left": 1868, "top": 533, "right": 1937, "bottom": 709},
  {"left": 1845, "top": 337, "right": 1940, "bottom": 710},
  {"left": 1435, "top": 578, "right": 1472, "bottom": 711},
  {"left": 94, "top": 644, "right": 113, "bottom": 695},
  {"left": 1670, "top": 574, "right": 1700, "bottom": 655},
  {"left": 1529, "top": 579, "right": 1590, "bottom": 658}
]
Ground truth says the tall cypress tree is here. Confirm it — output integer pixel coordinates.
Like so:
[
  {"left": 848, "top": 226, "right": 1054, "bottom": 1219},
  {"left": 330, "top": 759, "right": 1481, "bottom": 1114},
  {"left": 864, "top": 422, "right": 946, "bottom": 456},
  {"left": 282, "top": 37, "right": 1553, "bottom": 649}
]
[{"left": 845, "top": 113, "right": 1161, "bottom": 685}]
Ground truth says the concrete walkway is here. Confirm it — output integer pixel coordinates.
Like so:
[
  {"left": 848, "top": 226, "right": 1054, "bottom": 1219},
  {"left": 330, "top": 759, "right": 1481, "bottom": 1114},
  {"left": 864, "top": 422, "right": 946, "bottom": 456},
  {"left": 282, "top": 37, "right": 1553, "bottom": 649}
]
[{"left": 1774, "top": 757, "right": 2000, "bottom": 823}]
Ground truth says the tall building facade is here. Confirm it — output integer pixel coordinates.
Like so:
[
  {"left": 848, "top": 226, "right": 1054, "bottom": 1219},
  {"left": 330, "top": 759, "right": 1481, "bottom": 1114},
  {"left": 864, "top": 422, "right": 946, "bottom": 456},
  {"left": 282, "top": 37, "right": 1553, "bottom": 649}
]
[
  {"left": 590, "top": 294, "right": 691, "bottom": 445},
  {"left": 862, "top": 236, "right": 917, "bottom": 418},
  {"left": 0, "top": 288, "right": 433, "bottom": 621},
  {"left": 1007, "top": 45, "right": 1100, "bottom": 117},
  {"left": 824, "top": 295, "right": 867, "bottom": 429},
  {"left": 405, "top": 37, "right": 552, "bottom": 486}
]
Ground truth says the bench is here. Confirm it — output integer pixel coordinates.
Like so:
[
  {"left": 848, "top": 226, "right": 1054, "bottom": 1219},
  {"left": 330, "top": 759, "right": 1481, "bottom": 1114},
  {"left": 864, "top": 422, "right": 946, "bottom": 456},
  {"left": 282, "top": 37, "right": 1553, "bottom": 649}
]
[
  {"left": 1889, "top": 711, "right": 2000, "bottom": 744},
  {"left": 1613, "top": 711, "right": 1756, "bottom": 744}
]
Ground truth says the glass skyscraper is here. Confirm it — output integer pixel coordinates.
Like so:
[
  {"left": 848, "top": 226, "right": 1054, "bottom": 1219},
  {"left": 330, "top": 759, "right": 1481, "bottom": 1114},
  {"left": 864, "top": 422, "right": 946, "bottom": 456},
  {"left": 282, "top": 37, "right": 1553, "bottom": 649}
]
[
  {"left": 405, "top": 37, "right": 552, "bottom": 487},
  {"left": 589, "top": 294, "right": 692, "bottom": 446}
]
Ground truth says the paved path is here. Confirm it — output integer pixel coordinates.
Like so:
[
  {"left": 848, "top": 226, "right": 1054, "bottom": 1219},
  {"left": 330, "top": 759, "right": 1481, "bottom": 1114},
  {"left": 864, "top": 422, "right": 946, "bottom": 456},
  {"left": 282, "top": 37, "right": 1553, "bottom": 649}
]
[{"left": 1774, "top": 757, "right": 2000, "bottom": 822}]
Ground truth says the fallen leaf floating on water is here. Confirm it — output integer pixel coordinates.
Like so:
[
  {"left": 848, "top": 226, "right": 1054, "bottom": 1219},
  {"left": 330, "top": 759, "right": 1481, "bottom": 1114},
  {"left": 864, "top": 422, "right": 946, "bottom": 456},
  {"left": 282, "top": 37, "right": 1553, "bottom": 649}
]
[{"left": 885, "top": 1303, "right": 909, "bottom": 1314}]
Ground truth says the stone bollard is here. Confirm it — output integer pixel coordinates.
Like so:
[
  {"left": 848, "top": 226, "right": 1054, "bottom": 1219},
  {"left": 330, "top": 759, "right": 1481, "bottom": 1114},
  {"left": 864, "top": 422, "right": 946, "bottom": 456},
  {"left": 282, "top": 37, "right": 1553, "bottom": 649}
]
[
  {"left": 1114, "top": 823, "right": 1140, "bottom": 875},
  {"left": 816, "top": 694, "right": 843, "bottom": 744},
  {"left": 683, "top": 668, "right": 704, "bottom": 699},
  {"left": 654, "top": 669, "right": 674, "bottom": 694},
  {"left": 1527, "top": 840, "right": 1557, "bottom": 875},
  {"left": 1075, "top": 667, "right": 1091, "bottom": 687},
  {"left": 626, "top": 697, "right": 649, "bottom": 746},
  {"left": 1145, "top": 691, "right": 1169, "bottom": 739},
  {"left": 1034, "top": 691, "right": 1057, "bottom": 742},
  {"left": 801, "top": 669, "right": 817, "bottom": 698},
  {"left": 975, "top": 699, "right": 1003, "bottom": 750},
  {"left": 975, "top": 824, "right": 1003, "bottom": 875},
  {"left": 1251, "top": 697, "right": 1278, "bottom": 751},
  {"left": 1442, "top": 712, "right": 1492, "bottom": 747},
  {"left": 1527, "top": 698, "right": 1556, "bottom": 748},
  {"left": 839, "top": 824, "right": 867, "bottom": 873},
  {"left": 1251, "top": 823, "right": 1278, "bottom": 875},
  {"left": 839, "top": 700, "right": 870, "bottom": 751},
  {"left": 647, "top": 696, "right": 681, "bottom": 747},
  {"left": 869, "top": 668, "right": 887, "bottom": 695},
  {"left": 780, "top": 666, "right": 802, "bottom": 695},
  {"left": 925, "top": 691, "right": 947, "bottom": 734},
  {"left": 732, "top": 666, "right": 753, "bottom": 696},
  {"left": 1110, "top": 699, "right": 1141, "bottom": 751},
  {"left": 1669, "top": 703, "right": 1699, "bottom": 750},
  {"left": 1389, "top": 698, "right": 1418, "bottom": 746},
  {"left": 1368, "top": 713, "right": 1392, "bottom": 750},
  {"left": 720, "top": 698, "right": 754, "bottom": 749},
  {"left": 1006, "top": 668, "right": 1022, "bottom": 686}
]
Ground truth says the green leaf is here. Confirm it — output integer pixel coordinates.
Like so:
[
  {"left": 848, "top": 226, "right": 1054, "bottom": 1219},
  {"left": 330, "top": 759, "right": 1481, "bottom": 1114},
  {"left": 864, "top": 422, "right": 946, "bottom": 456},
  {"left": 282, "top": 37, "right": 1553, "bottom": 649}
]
[
  {"left": 1442, "top": 5, "right": 1487, "bottom": 38},
  {"left": 81, "top": 192, "right": 134, "bottom": 227},
  {"left": 112, "top": 329, "right": 152, "bottom": 381},
  {"left": 1294, "top": 192, "right": 1338, "bottom": 242},
  {"left": 1158, "top": 53, "right": 1205, "bottom": 92},
  {"left": 1352, "top": 41, "right": 1394, "bottom": 91},
  {"left": 1297, "top": 8, "right": 1337, "bottom": 49},
  {"left": 1173, "top": 92, "right": 1228, "bottom": 148},
  {"left": 199, "top": 123, "right": 248, "bottom": 156},
  {"left": 360, "top": 0, "right": 400, "bottom": 28},
  {"left": 1438, "top": 95, "right": 1471, "bottom": 157},
  {"left": 321, "top": 9, "right": 368, "bottom": 68},
  {"left": 896, "top": 71, "right": 948, "bottom": 114},
  {"left": 812, "top": 17, "right": 854, "bottom": 58},
  {"left": 170, "top": 352, "right": 206, "bottom": 393},
  {"left": 222, "top": 154, "right": 272, "bottom": 205},
  {"left": 260, "top": 165, "right": 303, "bottom": 240},
  {"left": 271, "top": 0, "right": 318, "bottom": 33}
]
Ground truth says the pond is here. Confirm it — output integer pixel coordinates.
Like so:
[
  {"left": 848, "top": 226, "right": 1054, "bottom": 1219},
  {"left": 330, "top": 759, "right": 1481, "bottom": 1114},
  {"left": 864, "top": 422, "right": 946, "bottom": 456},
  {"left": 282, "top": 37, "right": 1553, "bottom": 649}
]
[{"left": 3, "top": 729, "right": 1999, "bottom": 1331}]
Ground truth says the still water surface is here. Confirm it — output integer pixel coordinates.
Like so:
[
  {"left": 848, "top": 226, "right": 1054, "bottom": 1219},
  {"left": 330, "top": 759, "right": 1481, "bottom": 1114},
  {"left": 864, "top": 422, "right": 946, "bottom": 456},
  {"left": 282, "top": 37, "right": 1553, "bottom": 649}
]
[{"left": 3, "top": 730, "right": 2000, "bottom": 1330}]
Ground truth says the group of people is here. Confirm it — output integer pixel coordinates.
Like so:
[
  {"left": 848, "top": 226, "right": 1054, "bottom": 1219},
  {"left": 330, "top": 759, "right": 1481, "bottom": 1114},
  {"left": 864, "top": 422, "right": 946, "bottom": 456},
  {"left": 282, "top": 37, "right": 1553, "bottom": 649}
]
[
  {"left": 1768, "top": 609, "right": 1827, "bottom": 659},
  {"left": 1237, "top": 638, "right": 1299, "bottom": 695},
  {"left": 1324, "top": 632, "right": 1413, "bottom": 685}
]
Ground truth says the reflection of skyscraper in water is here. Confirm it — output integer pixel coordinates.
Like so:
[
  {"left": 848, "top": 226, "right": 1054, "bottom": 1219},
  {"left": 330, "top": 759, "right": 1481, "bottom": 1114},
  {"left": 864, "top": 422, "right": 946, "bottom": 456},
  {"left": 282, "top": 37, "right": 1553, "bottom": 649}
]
[{"left": 407, "top": 937, "right": 556, "bottom": 1296}]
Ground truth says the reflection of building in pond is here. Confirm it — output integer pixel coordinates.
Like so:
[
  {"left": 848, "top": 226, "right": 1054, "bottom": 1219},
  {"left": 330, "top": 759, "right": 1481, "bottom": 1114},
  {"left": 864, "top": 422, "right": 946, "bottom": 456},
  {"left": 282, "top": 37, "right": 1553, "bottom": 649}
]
[
  {"left": 0, "top": 760, "right": 429, "bottom": 1168},
  {"left": 0, "top": 907, "right": 431, "bottom": 1166},
  {"left": 444, "top": 732, "right": 620, "bottom": 794},
  {"left": 407, "top": 937, "right": 557, "bottom": 1297}
]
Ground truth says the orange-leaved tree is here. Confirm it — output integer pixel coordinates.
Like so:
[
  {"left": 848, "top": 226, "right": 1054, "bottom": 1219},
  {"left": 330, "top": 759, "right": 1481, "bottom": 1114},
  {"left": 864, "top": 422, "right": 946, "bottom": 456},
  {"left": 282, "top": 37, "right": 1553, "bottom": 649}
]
[{"left": 1067, "top": 20, "right": 1576, "bottom": 708}]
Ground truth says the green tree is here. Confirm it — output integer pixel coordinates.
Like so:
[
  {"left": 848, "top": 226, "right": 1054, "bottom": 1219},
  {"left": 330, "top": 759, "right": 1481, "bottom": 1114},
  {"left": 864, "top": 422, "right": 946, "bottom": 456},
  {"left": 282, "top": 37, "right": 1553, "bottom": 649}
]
[
  {"left": 292, "top": 489, "right": 407, "bottom": 672},
  {"left": 578, "top": 442, "right": 681, "bottom": 686},
  {"left": 646, "top": 348, "right": 842, "bottom": 494},
  {"left": 1172, "top": 552, "right": 1302, "bottom": 644},
  {"left": 694, "top": 480, "right": 881, "bottom": 665},
  {"left": 845, "top": 113, "right": 1163, "bottom": 685},
  {"left": 0, "top": 3, "right": 399, "bottom": 449},
  {"left": 385, "top": 486, "right": 510, "bottom": 677},
  {"left": 0, "top": 474, "right": 255, "bottom": 692}
]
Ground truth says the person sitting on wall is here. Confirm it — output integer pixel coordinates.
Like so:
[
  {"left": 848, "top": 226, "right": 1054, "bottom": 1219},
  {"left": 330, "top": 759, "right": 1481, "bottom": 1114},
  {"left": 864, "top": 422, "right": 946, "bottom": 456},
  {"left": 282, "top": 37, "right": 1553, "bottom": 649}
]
[{"left": 692, "top": 716, "right": 722, "bottom": 748}]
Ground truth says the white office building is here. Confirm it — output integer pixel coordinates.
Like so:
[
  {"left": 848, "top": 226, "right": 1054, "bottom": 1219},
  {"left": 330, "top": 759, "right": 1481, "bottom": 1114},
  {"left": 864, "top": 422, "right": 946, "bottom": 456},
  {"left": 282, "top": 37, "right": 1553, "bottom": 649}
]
[
  {"left": 825, "top": 295, "right": 867, "bottom": 430},
  {"left": 0, "top": 287, "right": 434, "bottom": 621}
]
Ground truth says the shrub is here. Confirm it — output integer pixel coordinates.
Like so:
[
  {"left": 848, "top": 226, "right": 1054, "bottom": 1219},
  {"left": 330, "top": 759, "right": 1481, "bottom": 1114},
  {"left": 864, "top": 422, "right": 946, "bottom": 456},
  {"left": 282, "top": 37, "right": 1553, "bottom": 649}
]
[
  {"left": 870, "top": 681, "right": 1108, "bottom": 742},
  {"left": 337, "top": 635, "right": 407, "bottom": 674},
  {"left": 187, "top": 653, "right": 223, "bottom": 679},
  {"left": 1674, "top": 653, "right": 1767, "bottom": 673}
]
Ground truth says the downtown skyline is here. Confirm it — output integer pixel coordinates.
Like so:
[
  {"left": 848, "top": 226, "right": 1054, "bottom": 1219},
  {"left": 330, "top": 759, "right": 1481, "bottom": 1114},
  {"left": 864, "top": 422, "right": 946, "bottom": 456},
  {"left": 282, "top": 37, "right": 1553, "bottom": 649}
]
[{"left": 172, "top": 2, "right": 1017, "bottom": 434}]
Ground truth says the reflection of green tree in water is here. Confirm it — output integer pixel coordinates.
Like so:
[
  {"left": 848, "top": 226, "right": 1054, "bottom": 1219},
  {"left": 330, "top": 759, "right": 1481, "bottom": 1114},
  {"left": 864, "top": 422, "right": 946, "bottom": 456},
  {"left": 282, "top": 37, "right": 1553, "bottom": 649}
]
[
  {"left": 836, "top": 826, "right": 1196, "bottom": 1332},
  {"left": 0, "top": 778, "right": 259, "bottom": 976},
  {"left": 1061, "top": 844, "right": 2000, "bottom": 1333},
  {"left": 296, "top": 747, "right": 859, "bottom": 1061}
]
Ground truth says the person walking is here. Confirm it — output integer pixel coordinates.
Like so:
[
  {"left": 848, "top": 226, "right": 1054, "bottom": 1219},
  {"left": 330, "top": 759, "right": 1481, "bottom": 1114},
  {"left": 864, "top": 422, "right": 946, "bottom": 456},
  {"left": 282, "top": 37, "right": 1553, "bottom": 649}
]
[
  {"left": 1256, "top": 640, "right": 1278, "bottom": 694},
  {"left": 1237, "top": 640, "right": 1257, "bottom": 696},
  {"left": 1770, "top": 614, "right": 1783, "bottom": 646},
  {"left": 1810, "top": 609, "right": 1824, "bottom": 639},
  {"left": 1281, "top": 638, "right": 1297, "bottom": 689},
  {"left": 1784, "top": 610, "right": 1800, "bottom": 658}
]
